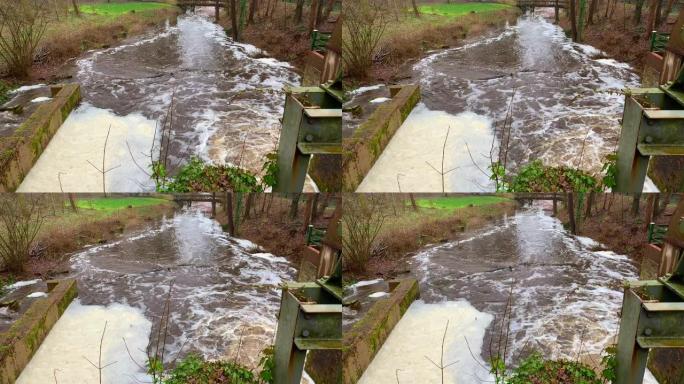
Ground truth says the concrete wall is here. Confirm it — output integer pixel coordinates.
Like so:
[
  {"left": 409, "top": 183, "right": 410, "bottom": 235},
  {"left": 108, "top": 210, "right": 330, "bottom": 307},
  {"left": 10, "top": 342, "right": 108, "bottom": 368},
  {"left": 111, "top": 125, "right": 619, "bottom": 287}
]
[
  {"left": 0, "top": 84, "right": 81, "bottom": 192},
  {"left": 342, "top": 279, "right": 419, "bottom": 384},
  {"left": 342, "top": 85, "right": 421, "bottom": 192},
  {"left": 0, "top": 279, "right": 78, "bottom": 384}
]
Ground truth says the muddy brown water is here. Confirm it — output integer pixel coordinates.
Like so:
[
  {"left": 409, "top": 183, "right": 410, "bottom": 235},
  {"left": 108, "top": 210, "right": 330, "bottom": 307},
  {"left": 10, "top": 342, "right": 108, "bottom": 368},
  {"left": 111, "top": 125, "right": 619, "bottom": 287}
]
[
  {"left": 15, "top": 9, "right": 300, "bottom": 192},
  {"left": 348, "top": 10, "right": 640, "bottom": 192},
  {"left": 410, "top": 205, "right": 638, "bottom": 364},
  {"left": 64, "top": 207, "right": 296, "bottom": 364}
]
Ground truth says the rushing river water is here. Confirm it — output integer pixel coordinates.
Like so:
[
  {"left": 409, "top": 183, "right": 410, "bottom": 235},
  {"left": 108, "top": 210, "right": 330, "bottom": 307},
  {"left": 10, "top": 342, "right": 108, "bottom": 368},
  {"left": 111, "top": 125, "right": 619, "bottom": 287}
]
[
  {"left": 358, "top": 205, "right": 657, "bottom": 383},
  {"left": 352, "top": 11, "right": 640, "bottom": 192},
  {"left": 19, "top": 10, "right": 299, "bottom": 192},
  {"left": 14, "top": 207, "right": 297, "bottom": 383}
]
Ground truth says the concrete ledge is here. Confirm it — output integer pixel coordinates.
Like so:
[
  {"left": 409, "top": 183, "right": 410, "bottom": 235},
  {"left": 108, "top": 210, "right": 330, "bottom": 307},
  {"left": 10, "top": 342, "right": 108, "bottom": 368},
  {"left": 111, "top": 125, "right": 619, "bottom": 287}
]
[
  {"left": 0, "top": 84, "right": 81, "bottom": 192},
  {"left": 342, "top": 279, "right": 419, "bottom": 384},
  {"left": 342, "top": 84, "right": 421, "bottom": 192},
  {"left": 0, "top": 279, "right": 78, "bottom": 384}
]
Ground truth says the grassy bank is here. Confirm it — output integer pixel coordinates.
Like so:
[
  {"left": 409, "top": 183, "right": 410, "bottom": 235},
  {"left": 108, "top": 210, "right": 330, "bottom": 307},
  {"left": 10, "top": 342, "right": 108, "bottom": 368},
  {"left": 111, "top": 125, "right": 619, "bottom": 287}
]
[
  {"left": 4, "top": 196, "right": 175, "bottom": 281},
  {"left": 345, "top": 195, "right": 517, "bottom": 281},
  {"left": 347, "top": 2, "right": 519, "bottom": 84},
  {"left": 14, "top": 2, "right": 179, "bottom": 81}
]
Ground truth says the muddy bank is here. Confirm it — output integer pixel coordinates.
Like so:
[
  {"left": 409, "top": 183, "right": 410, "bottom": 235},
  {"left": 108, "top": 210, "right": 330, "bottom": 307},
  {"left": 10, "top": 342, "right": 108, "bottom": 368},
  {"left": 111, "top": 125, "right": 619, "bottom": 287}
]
[{"left": 346, "top": 199, "right": 517, "bottom": 281}]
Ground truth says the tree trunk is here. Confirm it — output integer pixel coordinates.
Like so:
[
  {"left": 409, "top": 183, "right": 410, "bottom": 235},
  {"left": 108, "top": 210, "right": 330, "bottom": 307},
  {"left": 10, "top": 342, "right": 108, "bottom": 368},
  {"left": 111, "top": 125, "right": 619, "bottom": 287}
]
[
  {"left": 294, "top": 0, "right": 305, "bottom": 23},
  {"left": 289, "top": 194, "right": 301, "bottom": 219},
  {"left": 569, "top": 0, "right": 579, "bottom": 41},
  {"left": 322, "top": 0, "right": 336, "bottom": 21},
  {"left": 568, "top": 193, "right": 577, "bottom": 235},
  {"left": 308, "top": 0, "right": 320, "bottom": 35},
  {"left": 303, "top": 195, "right": 314, "bottom": 232},
  {"left": 634, "top": 0, "right": 646, "bottom": 25},
  {"left": 632, "top": 193, "right": 642, "bottom": 216},
  {"left": 661, "top": 0, "right": 676, "bottom": 25},
  {"left": 409, "top": 193, "right": 418, "bottom": 211},
  {"left": 247, "top": 0, "right": 257, "bottom": 25},
  {"left": 587, "top": 0, "right": 598, "bottom": 24},
  {"left": 411, "top": 0, "right": 420, "bottom": 17},
  {"left": 578, "top": 0, "right": 587, "bottom": 41},
  {"left": 584, "top": 191, "right": 595, "bottom": 218},
  {"left": 230, "top": 0, "right": 239, "bottom": 40},
  {"left": 645, "top": 0, "right": 659, "bottom": 37},
  {"left": 225, "top": 193, "right": 235, "bottom": 235},
  {"left": 68, "top": 193, "right": 78, "bottom": 213}
]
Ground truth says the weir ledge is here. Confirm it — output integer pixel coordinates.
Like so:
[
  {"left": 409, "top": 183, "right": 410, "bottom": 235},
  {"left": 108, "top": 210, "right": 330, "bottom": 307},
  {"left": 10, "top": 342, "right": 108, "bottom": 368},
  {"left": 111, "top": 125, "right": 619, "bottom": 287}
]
[
  {"left": 0, "top": 84, "right": 81, "bottom": 192},
  {"left": 342, "top": 84, "right": 421, "bottom": 192},
  {"left": 0, "top": 279, "right": 78, "bottom": 384}
]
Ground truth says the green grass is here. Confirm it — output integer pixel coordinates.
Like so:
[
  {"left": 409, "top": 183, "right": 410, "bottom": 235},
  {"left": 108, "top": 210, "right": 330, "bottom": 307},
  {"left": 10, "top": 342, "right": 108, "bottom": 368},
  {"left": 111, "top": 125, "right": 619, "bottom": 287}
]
[
  {"left": 418, "top": 2, "right": 513, "bottom": 18},
  {"left": 73, "top": 197, "right": 172, "bottom": 212},
  {"left": 79, "top": 2, "right": 174, "bottom": 17},
  {"left": 413, "top": 196, "right": 511, "bottom": 212}
]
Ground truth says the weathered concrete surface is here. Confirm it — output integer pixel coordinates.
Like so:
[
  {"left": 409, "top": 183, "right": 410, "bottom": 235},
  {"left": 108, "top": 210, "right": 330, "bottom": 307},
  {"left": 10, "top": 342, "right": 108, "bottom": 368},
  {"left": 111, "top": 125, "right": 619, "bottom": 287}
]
[
  {"left": 0, "top": 279, "right": 78, "bottom": 384},
  {"left": 342, "top": 279, "right": 419, "bottom": 384},
  {"left": 342, "top": 85, "right": 421, "bottom": 192},
  {"left": 0, "top": 84, "right": 81, "bottom": 192}
]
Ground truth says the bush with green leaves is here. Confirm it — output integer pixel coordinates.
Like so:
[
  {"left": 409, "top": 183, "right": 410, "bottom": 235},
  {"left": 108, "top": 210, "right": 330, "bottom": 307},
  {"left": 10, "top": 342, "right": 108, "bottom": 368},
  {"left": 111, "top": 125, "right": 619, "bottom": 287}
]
[
  {"left": 491, "top": 160, "right": 601, "bottom": 193},
  {"left": 492, "top": 349, "right": 617, "bottom": 384},
  {"left": 154, "top": 157, "right": 264, "bottom": 193},
  {"left": 159, "top": 346, "right": 274, "bottom": 384}
]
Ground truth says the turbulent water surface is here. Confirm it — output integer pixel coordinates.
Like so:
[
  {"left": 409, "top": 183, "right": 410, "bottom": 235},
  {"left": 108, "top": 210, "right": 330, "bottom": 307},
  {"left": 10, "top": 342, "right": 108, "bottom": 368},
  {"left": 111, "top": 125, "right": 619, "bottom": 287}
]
[
  {"left": 19, "top": 10, "right": 299, "bottom": 192},
  {"left": 13, "top": 207, "right": 296, "bottom": 383},
  {"left": 359, "top": 205, "right": 648, "bottom": 383},
  {"left": 352, "top": 11, "right": 639, "bottom": 192}
]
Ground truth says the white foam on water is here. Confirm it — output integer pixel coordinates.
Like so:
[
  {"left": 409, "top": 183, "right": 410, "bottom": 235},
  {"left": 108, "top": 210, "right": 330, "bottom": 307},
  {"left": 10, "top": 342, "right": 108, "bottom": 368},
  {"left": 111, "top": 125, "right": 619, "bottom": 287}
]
[
  {"left": 10, "top": 84, "right": 46, "bottom": 94},
  {"left": 30, "top": 97, "right": 52, "bottom": 103},
  {"left": 6, "top": 279, "right": 40, "bottom": 290},
  {"left": 347, "top": 84, "right": 385, "bottom": 97},
  {"left": 357, "top": 103, "right": 495, "bottom": 192},
  {"left": 368, "top": 292, "right": 389, "bottom": 298},
  {"left": 358, "top": 300, "right": 494, "bottom": 384},
  {"left": 26, "top": 292, "right": 47, "bottom": 298},
  {"left": 18, "top": 104, "right": 158, "bottom": 192},
  {"left": 17, "top": 299, "right": 152, "bottom": 384},
  {"left": 370, "top": 97, "right": 391, "bottom": 104}
]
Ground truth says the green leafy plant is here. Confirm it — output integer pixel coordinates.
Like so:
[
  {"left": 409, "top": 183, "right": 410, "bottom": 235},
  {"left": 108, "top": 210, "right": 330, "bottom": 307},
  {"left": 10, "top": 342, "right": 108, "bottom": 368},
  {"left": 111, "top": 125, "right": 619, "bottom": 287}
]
[
  {"left": 601, "top": 153, "right": 618, "bottom": 190},
  {"left": 261, "top": 152, "right": 279, "bottom": 190},
  {"left": 0, "top": 275, "right": 15, "bottom": 297},
  {"left": 489, "top": 161, "right": 508, "bottom": 192},
  {"left": 0, "top": 81, "right": 14, "bottom": 105},
  {"left": 506, "top": 353, "right": 602, "bottom": 384},
  {"left": 154, "top": 157, "right": 263, "bottom": 193},
  {"left": 162, "top": 352, "right": 268, "bottom": 384},
  {"left": 258, "top": 346, "right": 275, "bottom": 384},
  {"left": 600, "top": 345, "right": 617, "bottom": 383},
  {"left": 506, "top": 160, "right": 600, "bottom": 193}
]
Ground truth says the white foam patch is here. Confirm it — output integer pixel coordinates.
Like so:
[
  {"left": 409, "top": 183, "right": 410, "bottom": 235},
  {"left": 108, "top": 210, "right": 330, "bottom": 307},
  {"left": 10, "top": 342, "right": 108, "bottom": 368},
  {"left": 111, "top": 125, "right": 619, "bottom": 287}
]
[
  {"left": 18, "top": 104, "right": 157, "bottom": 192},
  {"left": 348, "top": 84, "right": 385, "bottom": 97},
  {"left": 644, "top": 369, "right": 660, "bottom": 384},
  {"left": 17, "top": 300, "right": 152, "bottom": 384},
  {"left": 26, "top": 292, "right": 48, "bottom": 298},
  {"left": 359, "top": 300, "right": 493, "bottom": 384},
  {"left": 30, "top": 97, "right": 52, "bottom": 103},
  {"left": 369, "top": 292, "right": 389, "bottom": 298},
  {"left": 6, "top": 279, "right": 40, "bottom": 290},
  {"left": 357, "top": 103, "right": 494, "bottom": 192},
  {"left": 370, "top": 97, "right": 391, "bottom": 104},
  {"left": 10, "top": 84, "right": 46, "bottom": 94}
]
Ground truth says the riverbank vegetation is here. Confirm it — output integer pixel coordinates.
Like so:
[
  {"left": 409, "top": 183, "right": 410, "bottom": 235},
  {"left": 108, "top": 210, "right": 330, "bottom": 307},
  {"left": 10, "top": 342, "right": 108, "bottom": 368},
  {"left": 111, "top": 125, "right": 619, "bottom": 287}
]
[
  {"left": 343, "top": 0, "right": 519, "bottom": 84},
  {"left": 0, "top": 194, "right": 174, "bottom": 280},
  {"left": 0, "top": 1, "right": 179, "bottom": 81},
  {"left": 215, "top": 193, "right": 338, "bottom": 263},
  {"left": 342, "top": 194, "right": 516, "bottom": 281},
  {"left": 216, "top": 0, "right": 341, "bottom": 73},
  {"left": 559, "top": 0, "right": 677, "bottom": 71}
]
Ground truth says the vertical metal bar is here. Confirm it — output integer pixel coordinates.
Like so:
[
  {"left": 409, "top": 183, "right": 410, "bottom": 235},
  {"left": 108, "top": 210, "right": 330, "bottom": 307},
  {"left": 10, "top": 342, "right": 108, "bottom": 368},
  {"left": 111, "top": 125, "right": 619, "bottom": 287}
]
[{"left": 615, "top": 289, "right": 649, "bottom": 384}]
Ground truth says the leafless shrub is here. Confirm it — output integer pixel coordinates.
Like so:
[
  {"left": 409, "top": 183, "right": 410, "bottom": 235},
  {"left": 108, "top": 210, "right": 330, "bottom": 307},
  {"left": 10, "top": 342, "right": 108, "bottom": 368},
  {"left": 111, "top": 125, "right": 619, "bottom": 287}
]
[
  {"left": 0, "top": 194, "right": 45, "bottom": 273},
  {"left": 0, "top": 0, "right": 50, "bottom": 78},
  {"left": 341, "top": 194, "right": 388, "bottom": 271},
  {"left": 342, "top": 0, "right": 388, "bottom": 78}
]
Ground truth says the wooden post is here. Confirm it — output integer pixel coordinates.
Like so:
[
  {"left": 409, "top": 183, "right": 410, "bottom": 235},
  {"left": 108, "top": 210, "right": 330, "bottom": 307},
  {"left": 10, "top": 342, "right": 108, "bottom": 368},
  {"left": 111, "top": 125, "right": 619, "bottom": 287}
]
[
  {"left": 225, "top": 192, "right": 235, "bottom": 235},
  {"left": 567, "top": 192, "right": 577, "bottom": 235},
  {"left": 644, "top": 194, "right": 657, "bottom": 229},
  {"left": 552, "top": 193, "right": 558, "bottom": 216},
  {"left": 555, "top": 0, "right": 560, "bottom": 22},
  {"left": 303, "top": 195, "right": 314, "bottom": 232},
  {"left": 215, "top": 0, "right": 220, "bottom": 21},
  {"left": 211, "top": 192, "right": 217, "bottom": 218}
]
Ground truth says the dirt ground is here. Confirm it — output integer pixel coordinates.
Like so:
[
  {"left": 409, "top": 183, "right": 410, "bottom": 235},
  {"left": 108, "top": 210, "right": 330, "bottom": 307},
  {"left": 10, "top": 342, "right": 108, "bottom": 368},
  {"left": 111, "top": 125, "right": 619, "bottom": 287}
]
[
  {"left": 215, "top": 194, "right": 339, "bottom": 265},
  {"left": 344, "top": 196, "right": 517, "bottom": 282},
  {"left": 1, "top": 197, "right": 176, "bottom": 282},
  {"left": 556, "top": 193, "right": 679, "bottom": 273}
]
